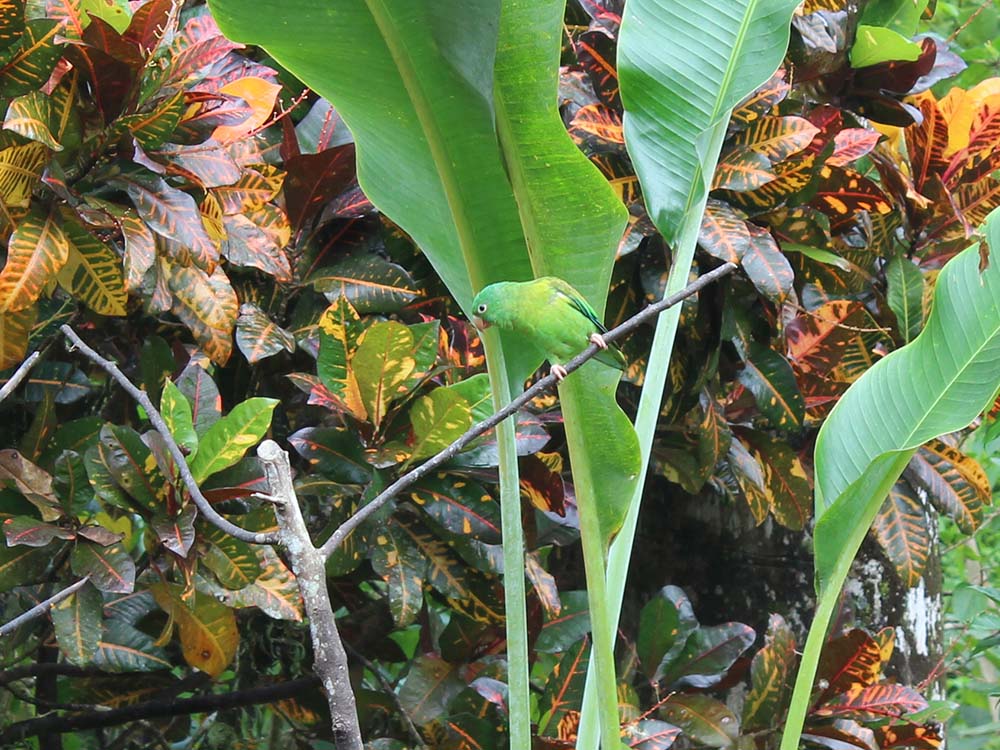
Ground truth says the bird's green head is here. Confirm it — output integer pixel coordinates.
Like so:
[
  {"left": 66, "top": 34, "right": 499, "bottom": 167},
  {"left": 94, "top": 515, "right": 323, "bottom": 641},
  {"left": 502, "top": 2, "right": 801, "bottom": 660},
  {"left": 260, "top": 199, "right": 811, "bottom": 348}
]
[{"left": 471, "top": 282, "right": 512, "bottom": 331}]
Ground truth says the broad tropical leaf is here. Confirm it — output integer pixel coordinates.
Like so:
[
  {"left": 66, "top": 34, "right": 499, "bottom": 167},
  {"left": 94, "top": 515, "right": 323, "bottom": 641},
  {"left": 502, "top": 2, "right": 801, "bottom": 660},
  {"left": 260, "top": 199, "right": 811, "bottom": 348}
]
[
  {"left": 188, "top": 397, "right": 278, "bottom": 483},
  {"left": 56, "top": 220, "right": 128, "bottom": 316}
]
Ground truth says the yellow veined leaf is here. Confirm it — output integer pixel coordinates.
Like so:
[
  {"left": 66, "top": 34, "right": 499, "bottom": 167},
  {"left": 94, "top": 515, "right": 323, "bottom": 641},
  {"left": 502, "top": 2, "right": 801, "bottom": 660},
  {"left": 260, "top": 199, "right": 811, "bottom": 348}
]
[
  {"left": 119, "top": 211, "right": 155, "bottom": 292},
  {"left": 352, "top": 320, "right": 415, "bottom": 427},
  {"left": 0, "top": 304, "right": 36, "bottom": 368},
  {"left": 3, "top": 91, "right": 61, "bottom": 149},
  {"left": 872, "top": 480, "right": 929, "bottom": 587},
  {"left": 730, "top": 115, "right": 819, "bottom": 163},
  {"left": 316, "top": 296, "right": 367, "bottom": 420},
  {"left": 56, "top": 220, "right": 127, "bottom": 316},
  {"left": 0, "top": 142, "right": 47, "bottom": 208},
  {"left": 166, "top": 263, "right": 238, "bottom": 364},
  {"left": 0, "top": 207, "right": 69, "bottom": 312}
]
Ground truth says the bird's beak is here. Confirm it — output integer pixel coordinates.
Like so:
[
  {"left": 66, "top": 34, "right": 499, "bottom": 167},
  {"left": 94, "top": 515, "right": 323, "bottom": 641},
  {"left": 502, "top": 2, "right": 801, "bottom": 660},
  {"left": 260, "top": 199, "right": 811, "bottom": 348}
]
[{"left": 472, "top": 315, "right": 489, "bottom": 330}]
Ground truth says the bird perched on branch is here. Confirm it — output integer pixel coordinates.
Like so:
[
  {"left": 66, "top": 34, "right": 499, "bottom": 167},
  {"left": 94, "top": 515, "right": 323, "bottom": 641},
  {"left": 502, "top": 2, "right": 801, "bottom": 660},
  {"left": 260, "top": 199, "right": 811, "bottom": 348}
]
[{"left": 471, "top": 277, "right": 625, "bottom": 381}]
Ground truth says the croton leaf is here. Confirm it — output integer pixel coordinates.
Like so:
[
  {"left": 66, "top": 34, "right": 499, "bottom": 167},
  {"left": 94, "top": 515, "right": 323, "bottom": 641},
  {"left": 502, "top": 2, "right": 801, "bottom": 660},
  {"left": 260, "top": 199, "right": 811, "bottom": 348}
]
[
  {"left": 0, "top": 448, "right": 62, "bottom": 520},
  {"left": 115, "top": 174, "right": 219, "bottom": 271},
  {"left": 816, "top": 628, "right": 887, "bottom": 702},
  {"left": 175, "top": 362, "right": 222, "bottom": 434},
  {"left": 786, "top": 300, "right": 868, "bottom": 376},
  {"left": 166, "top": 264, "right": 238, "bottom": 365},
  {"left": 815, "top": 683, "right": 927, "bottom": 721},
  {"left": 409, "top": 474, "right": 500, "bottom": 543},
  {"left": 149, "top": 582, "right": 239, "bottom": 678},
  {"left": 737, "top": 342, "right": 805, "bottom": 429},
  {"left": 538, "top": 636, "right": 590, "bottom": 740},
  {"left": 202, "top": 526, "right": 262, "bottom": 589},
  {"left": 0, "top": 305, "right": 37, "bottom": 369},
  {"left": 235, "top": 302, "right": 295, "bottom": 364},
  {"left": 71, "top": 541, "right": 135, "bottom": 593},
  {"left": 741, "top": 223, "right": 794, "bottom": 304},
  {"left": 0, "top": 206, "right": 69, "bottom": 313},
  {"left": 316, "top": 296, "right": 367, "bottom": 419},
  {"left": 742, "top": 430, "right": 811, "bottom": 530},
  {"left": 3, "top": 515, "right": 74, "bottom": 547},
  {"left": 188, "top": 397, "right": 278, "bottom": 483},
  {"left": 0, "top": 142, "right": 47, "bottom": 209},
  {"left": 120, "top": 91, "right": 185, "bottom": 149},
  {"left": 731, "top": 115, "right": 819, "bottom": 163},
  {"left": 283, "top": 144, "right": 357, "bottom": 232},
  {"left": 288, "top": 426, "right": 370, "bottom": 484},
  {"left": 56, "top": 220, "right": 128, "bottom": 316},
  {"left": 311, "top": 252, "right": 419, "bottom": 314},
  {"left": 397, "top": 654, "right": 463, "bottom": 727},
  {"left": 151, "top": 507, "right": 196, "bottom": 557},
  {"left": 408, "top": 387, "right": 472, "bottom": 461},
  {"left": 353, "top": 320, "right": 416, "bottom": 427},
  {"left": 99, "top": 424, "right": 167, "bottom": 512},
  {"left": 51, "top": 581, "right": 102, "bottom": 665},
  {"left": 213, "top": 546, "right": 302, "bottom": 621},
  {"left": 872, "top": 480, "right": 930, "bottom": 587},
  {"left": 3, "top": 90, "right": 61, "bottom": 149},
  {"left": 0, "top": 19, "right": 64, "bottom": 98},
  {"left": 370, "top": 516, "right": 425, "bottom": 627},
  {"left": 658, "top": 621, "right": 755, "bottom": 689},
  {"left": 699, "top": 199, "right": 750, "bottom": 263},
  {"left": 660, "top": 693, "right": 740, "bottom": 748},
  {"left": 712, "top": 146, "right": 775, "bottom": 192},
  {"left": 743, "top": 613, "right": 796, "bottom": 731},
  {"left": 906, "top": 438, "right": 990, "bottom": 534}
]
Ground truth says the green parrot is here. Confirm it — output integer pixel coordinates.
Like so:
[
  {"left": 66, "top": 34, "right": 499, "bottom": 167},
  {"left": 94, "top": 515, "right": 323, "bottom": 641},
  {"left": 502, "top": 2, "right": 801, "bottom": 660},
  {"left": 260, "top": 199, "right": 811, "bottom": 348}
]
[{"left": 470, "top": 277, "right": 625, "bottom": 380}]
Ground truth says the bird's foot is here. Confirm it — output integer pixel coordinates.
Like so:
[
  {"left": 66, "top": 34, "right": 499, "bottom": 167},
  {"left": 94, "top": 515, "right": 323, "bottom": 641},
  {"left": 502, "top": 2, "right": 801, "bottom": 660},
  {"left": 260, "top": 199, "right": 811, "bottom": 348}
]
[
  {"left": 550, "top": 364, "right": 568, "bottom": 382},
  {"left": 589, "top": 332, "right": 609, "bottom": 350}
]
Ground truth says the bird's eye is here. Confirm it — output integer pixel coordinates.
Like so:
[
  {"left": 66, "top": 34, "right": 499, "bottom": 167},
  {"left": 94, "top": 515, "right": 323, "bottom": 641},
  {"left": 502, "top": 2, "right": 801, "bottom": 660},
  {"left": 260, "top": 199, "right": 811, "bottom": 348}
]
[{"left": 476, "top": 303, "right": 487, "bottom": 314}]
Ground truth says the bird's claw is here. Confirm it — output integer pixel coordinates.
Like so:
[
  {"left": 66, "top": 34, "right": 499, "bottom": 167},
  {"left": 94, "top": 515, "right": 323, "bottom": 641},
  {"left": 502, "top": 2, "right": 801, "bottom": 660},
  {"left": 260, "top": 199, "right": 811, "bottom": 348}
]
[
  {"left": 589, "top": 332, "right": 609, "bottom": 350},
  {"left": 550, "top": 364, "right": 568, "bottom": 382}
]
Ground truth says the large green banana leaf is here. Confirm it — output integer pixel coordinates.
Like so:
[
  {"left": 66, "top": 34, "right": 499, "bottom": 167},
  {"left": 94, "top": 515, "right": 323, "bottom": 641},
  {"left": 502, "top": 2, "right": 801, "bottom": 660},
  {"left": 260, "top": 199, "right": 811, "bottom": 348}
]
[
  {"left": 576, "top": 1, "right": 799, "bottom": 746},
  {"left": 208, "top": 1, "right": 639, "bottom": 747},
  {"left": 781, "top": 207, "right": 1000, "bottom": 750}
]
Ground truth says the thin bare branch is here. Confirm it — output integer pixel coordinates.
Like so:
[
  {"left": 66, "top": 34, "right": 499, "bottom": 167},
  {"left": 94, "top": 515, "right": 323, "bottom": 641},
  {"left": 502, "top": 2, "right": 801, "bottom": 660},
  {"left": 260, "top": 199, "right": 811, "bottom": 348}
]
[
  {"left": 0, "top": 351, "right": 41, "bottom": 404},
  {"left": 0, "top": 676, "right": 320, "bottom": 743},
  {"left": 0, "top": 577, "right": 90, "bottom": 639},
  {"left": 59, "top": 326, "right": 278, "bottom": 546},
  {"left": 319, "top": 262, "right": 737, "bottom": 560}
]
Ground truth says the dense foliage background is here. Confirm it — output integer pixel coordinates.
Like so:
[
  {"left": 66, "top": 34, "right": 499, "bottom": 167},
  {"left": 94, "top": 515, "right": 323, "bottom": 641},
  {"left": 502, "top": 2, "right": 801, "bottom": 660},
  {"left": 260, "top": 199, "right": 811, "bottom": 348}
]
[{"left": 0, "top": 0, "right": 998, "bottom": 749}]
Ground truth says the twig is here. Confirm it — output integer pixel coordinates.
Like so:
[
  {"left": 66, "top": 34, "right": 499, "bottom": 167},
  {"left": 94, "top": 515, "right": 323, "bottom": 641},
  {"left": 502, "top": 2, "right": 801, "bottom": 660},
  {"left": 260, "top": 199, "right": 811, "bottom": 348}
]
[
  {"left": 0, "top": 351, "right": 41, "bottom": 404},
  {"left": 60, "top": 326, "right": 278, "bottom": 547},
  {"left": 318, "top": 261, "right": 737, "bottom": 560},
  {"left": 0, "top": 577, "right": 91, "bottom": 639},
  {"left": 0, "top": 676, "right": 320, "bottom": 743}
]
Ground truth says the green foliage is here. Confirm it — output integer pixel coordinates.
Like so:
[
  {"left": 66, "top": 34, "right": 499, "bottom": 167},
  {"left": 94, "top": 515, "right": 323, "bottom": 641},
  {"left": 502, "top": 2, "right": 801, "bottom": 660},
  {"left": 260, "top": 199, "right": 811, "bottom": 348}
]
[{"left": 1, "top": 1, "right": 998, "bottom": 749}]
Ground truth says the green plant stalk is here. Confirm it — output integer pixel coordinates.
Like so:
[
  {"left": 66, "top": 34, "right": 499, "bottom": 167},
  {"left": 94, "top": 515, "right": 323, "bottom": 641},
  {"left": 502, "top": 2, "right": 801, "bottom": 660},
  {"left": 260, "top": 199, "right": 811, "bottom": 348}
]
[
  {"left": 576, "top": 116, "right": 730, "bottom": 750},
  {"left": 560, "top": 379, "right": 623, "bottom": 750},
  {"left": 780, "top": 450, "right": 913, "bottom": 750},
  {"left": 482, "top": 331, "right": 531, "bottom": 750}
]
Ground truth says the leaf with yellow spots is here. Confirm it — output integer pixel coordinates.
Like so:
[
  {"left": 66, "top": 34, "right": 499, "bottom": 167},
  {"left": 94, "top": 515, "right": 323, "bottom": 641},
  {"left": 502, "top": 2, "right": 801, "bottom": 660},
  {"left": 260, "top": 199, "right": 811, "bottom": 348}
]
[
  {"left": 538, "top": 636, "right": 590, "bottom": 740},
  {"left": 316, "top": 296, "right": 367, "bottom": 420},
  {"left": 738, "top": 342, "right": 804, "bottom": 429},
  {"left": 743, "top": 614, "right": 796, "bottom": 731},
  {"left": 699, "top": 199, "right": 750, "bottom": 263},
  {"left": 98, "top": 424, "right": 169, "bottom": 513},
  {"left": 188, "top": 397, "right": 278, "bottom": 484},
  {"left": 397, "top": 516, "right": 503, "bottom": 624},
  {"left": 352, "top": 320, "right": 416, "bottom": 427},
  {"left": 724, "top": 152, "right": 819, "bottom": 213},
  {"left": 3, "top": 90, "right": 61, "bottom": 149},
  {"left": 370, "top": 517, "right": 425, "bottom": 627},
  {"left": 408, "top": 387, "right": 472, "bottom": 462},
  {"left": 786, "top": 300, "right": 869, "bottom": 376},
  {"left": 816, "top": 628, "right": 885, "bottom": 703},
  {"left": 742, "top": 429, "right": 812, "bottom": 530},
  {"left": 811, "top": 165, "right": 892, "bottom": 231},
  {"left": 410, "top": 475, "right": 500, "bottom": 542},
  {"left": 217, "top": 546, "right": 303, "bottom": 621},
  {"left": 149, "top": 582, "right": 238, "bottom": 678}
]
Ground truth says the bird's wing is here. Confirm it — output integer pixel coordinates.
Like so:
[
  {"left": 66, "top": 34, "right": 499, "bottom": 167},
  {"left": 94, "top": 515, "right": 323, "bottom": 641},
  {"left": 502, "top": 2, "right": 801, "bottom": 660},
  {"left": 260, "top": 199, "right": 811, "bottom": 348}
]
[{"left": 549, "top": 278, "right": 609, "bottom": 333}]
